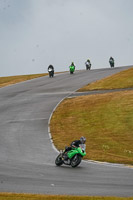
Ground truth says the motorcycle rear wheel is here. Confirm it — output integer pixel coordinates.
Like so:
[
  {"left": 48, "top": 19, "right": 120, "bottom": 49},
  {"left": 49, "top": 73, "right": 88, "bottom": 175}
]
[
  {"left": 55, "top": 154, "right": 63, "bottom": 166},
  {"left": 71, "top": 155, "right": 81, "bottom": 168}
]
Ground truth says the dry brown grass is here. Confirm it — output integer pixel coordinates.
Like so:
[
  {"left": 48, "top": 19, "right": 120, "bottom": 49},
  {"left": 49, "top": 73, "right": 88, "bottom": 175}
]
[
  {"left": 0, "top": 193, "right": 133, "bottom": 200},
  {"left": 78, "top": 67, "right": 133, "bottom": 91},
  {"left": 0, "top": 73, "right": 48, "bottom": 88},
  {"left": 50, "top": 90, "right": 133, "bottom": 165}
]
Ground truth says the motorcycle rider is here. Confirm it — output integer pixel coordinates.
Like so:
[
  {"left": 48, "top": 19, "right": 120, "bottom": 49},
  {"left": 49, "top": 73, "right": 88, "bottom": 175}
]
[
  {"left": 48, "top": 64, "right": 54, "bottom": 77},
  {"left": 85, "top": 59, "right": 91, "bottom": 70},
  {"left": 69, "top": 62, "right": 76, "bottom": 74},
  {"left": 63, "top": 136, "right": 86, "bottom": 160},
  {"left": 69, "top": 62, "right": 75, "bottom": 69},
  {"left": 109, "top": 57, "right": 114, "bottom": 67},
  {"left": 48, "top": 64, "right": 54, "bottom": 72}
]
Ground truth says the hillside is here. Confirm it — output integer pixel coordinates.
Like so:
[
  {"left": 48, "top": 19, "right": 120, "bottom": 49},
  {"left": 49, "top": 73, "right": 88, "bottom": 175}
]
[{"left": 50, "top": 67, "right": 133, "bottom": 165}]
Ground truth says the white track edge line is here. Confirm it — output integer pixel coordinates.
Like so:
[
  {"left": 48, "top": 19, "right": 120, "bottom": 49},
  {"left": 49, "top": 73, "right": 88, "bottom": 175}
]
[{"left": 48, "top": 94, "right": 71, "bottom": 153}]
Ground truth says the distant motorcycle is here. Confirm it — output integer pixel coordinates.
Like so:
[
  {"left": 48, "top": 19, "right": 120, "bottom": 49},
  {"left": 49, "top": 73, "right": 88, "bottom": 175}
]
[
  {"left": 55, "top": 144, "right": 86, "bottom": 168},
  {"left": 109, "top": 60, "right": 114, "bottom": 68},
  {"left": 48, "top": 68, "right": 54, "bottom": 77},
  {"left": 109, "top": 57, "right": 115, "bottom": 68},
  {"left": 69, "top": 66, "right": 75, "bottom": 74},
  {"left": 86, "top": 63, "right": 91, "bottom": 70}
]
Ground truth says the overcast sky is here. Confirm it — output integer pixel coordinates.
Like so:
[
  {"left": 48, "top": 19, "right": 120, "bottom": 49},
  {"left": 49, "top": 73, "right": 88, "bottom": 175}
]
[{"left": 0, "top": 0, "right": 133, "bottom": 76}]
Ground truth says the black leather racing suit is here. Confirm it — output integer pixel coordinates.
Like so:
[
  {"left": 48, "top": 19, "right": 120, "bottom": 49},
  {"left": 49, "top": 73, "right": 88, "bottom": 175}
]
[{"left": 65, "top": 140, "right": 82, "bottom": 152}]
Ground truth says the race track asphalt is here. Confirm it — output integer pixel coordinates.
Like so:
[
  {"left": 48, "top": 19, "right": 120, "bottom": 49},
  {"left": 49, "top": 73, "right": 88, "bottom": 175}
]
[{"left": 0, "top": 66, "right": 133, "bottom": 196}]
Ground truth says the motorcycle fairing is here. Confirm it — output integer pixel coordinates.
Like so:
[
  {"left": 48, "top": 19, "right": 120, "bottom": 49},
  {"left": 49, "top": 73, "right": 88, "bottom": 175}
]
[{"left": 67, "top": 147, "right": 86, "bottom": 159}]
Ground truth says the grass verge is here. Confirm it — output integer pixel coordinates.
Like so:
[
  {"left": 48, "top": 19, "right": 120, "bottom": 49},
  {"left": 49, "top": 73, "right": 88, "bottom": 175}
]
[
  {"left": 0, "top": 73, "right": 48, "bottom": 88},
  {"left": 0, "top": 193, "right": 133, "bottom": 200},
  {"left": 78, "top": 67, "right": 133, "bottom": 91},
  {"left": 50, "top": 90, "right": 133, "bottom": 165}
]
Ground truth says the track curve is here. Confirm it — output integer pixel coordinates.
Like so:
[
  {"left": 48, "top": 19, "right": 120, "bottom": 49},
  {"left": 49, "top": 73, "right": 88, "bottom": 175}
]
[{"left": 0, "top": 67, "right": 133, "bottom": 196}]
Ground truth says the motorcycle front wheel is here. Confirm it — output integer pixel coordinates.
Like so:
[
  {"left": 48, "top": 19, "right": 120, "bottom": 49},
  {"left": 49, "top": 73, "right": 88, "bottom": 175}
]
[
  {"left": 71, "top": 154, "right": 82, "bottom": 168},
  {"left": 55, "top": 154, "right": 63, "bottom": 166}
]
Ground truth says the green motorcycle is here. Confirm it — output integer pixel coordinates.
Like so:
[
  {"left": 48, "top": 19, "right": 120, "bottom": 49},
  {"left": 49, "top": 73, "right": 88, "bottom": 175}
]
[
  {"left": 69, "top": 65, "right": 75, "bottom": 74},
  {"left": 55, "top": 144, "right": 86, "bottom": 168}
]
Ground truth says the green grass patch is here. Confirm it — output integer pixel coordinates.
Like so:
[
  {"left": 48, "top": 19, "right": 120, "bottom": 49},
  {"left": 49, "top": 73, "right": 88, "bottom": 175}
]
[
  {"left": 0, "top": 193, "right": 133, "bottom": 200},
  {"left": 78, "top": 67, "right": 133, "bottom": 91},
  {"left": 0, "top": 73, "right": 48, "bottom": 88},
  {"left": 50, "top": 90, "right": 133, "bottom": 165}
]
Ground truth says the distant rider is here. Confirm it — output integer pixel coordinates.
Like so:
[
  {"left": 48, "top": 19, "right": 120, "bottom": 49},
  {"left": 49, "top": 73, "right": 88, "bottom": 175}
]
[
  {"left": 69, "top": 62, "right": 75, "bottom": 70},
  {"left": 109, "top": 57, "right": 114, "bottom": 67},
  {"left": 48, "top": 64, "right": 54, "bottom": 72},
  {"left": 85, "top": 59, "right": 91, "bottom": 70}
]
